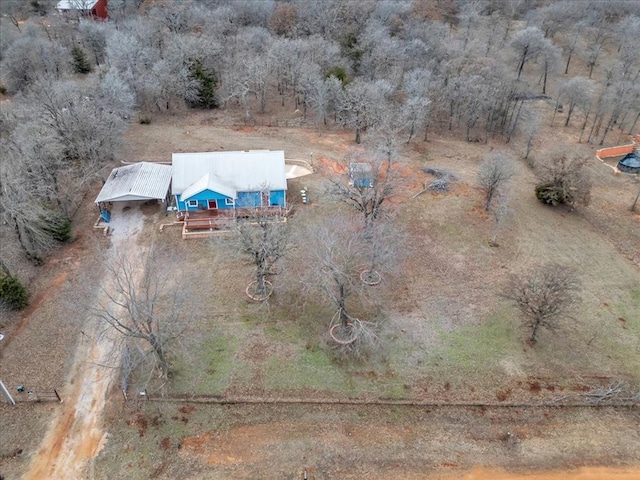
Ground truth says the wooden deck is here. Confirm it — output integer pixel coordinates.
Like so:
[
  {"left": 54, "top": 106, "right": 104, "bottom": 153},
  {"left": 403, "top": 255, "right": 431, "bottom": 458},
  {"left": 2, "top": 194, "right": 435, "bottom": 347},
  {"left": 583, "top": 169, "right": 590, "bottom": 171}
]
[{"left": 181, "top": 207, "right": 287, "bottom": 232}]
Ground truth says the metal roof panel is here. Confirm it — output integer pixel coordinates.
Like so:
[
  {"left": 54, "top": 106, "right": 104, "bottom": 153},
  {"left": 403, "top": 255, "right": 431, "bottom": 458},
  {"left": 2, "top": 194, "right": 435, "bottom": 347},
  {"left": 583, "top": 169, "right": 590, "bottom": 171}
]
[{"left": 171, "top": 151, "right": 287, "bottom": 195}]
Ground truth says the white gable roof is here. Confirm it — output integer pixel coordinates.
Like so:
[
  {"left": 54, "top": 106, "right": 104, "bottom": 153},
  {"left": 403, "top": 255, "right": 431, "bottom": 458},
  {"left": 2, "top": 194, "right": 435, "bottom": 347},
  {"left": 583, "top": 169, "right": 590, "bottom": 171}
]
[
  {"left": 172, "top": 150, "right": 287, "bottom": 197},
  {"left": 95, "top": 162, "right": 172, "bottom": 203},
  {"left": 181, "top": 173, "right": 237, "bottom": 200},
  {"left": 57, "top": 0, "right": 99, "bottom": 10}
]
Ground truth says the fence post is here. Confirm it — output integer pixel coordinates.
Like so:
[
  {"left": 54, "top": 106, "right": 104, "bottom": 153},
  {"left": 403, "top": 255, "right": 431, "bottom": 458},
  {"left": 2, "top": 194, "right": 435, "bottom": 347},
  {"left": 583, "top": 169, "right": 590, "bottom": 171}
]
[{"left": 0, "top": 380, "right": 16, "bottom": 406}]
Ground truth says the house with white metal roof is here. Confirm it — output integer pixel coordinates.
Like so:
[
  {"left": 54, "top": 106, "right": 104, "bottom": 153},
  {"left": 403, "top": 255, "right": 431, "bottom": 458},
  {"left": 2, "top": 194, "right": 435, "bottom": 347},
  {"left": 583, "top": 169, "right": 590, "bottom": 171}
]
[
  {"left": 171, "top": 150, "right": 287, "bottom": 213},
  {"left": 56, "top": 0, "right": 108, "bottom": 19}
]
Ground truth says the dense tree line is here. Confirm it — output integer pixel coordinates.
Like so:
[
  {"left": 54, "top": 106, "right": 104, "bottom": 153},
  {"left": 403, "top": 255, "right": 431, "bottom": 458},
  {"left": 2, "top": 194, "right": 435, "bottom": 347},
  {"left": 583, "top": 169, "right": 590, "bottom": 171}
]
[{"left": 1, "top": 0, "right": 639, "bottom": 306}]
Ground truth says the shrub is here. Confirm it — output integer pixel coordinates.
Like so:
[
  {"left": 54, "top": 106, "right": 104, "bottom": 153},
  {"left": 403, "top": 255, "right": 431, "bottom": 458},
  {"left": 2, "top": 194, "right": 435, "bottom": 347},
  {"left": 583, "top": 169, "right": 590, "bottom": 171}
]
[
  {"left": 0, "top": 275, "right": 29, "bottom": 310},
  {"left": 534, "top": 151, "right": 591, "bottom": 208},
  {"left": 40, "top": 211, "right": 72, "bottom": 242},
  {"left": 139, "top": 116, "right": 151, "bottom": 124},
  {"left": 71, "top": 46, "right": 92, "bottom": 74},
  {"left": 325, "top": 66, "right": 349, "bottom": 85},
  {"left": 535, "top": 182, "right": 566, "bottom": 205},
  {"left": 188, "top": 59, "right": 219, "bottom": 109}
]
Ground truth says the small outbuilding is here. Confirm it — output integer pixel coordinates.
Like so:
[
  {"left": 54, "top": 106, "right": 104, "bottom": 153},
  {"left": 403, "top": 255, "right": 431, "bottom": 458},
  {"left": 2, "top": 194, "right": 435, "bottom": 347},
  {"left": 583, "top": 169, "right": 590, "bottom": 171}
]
[
  {"left": 95, "top": 162, "right": 172, "bottom": 221},
  {"left": 349, "top": 162, "right": 373, "bottom": 188},
  {"left": 56, "top": 0, "right": 108, "bottom": 20}
]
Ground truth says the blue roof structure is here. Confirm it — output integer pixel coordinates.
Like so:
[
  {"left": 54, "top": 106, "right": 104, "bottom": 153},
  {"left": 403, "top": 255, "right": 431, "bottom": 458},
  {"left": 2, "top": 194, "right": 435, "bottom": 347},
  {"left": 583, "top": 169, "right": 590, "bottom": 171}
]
[{"left": 617, "top": 151, "right": 640, "bottom": 173}]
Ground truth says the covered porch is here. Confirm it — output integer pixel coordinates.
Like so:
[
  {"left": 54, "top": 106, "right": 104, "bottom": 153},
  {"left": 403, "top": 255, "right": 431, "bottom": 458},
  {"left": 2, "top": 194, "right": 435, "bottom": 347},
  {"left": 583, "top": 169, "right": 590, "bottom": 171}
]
[{"left": 180, "top": 206, "right": 287, "bottom": 235}]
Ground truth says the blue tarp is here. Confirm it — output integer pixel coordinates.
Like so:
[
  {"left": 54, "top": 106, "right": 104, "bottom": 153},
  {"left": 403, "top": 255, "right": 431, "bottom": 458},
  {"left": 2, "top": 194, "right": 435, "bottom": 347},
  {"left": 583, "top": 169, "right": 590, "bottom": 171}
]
[{"left": 100, "top": 208, "right": 111, "bottom": 223}]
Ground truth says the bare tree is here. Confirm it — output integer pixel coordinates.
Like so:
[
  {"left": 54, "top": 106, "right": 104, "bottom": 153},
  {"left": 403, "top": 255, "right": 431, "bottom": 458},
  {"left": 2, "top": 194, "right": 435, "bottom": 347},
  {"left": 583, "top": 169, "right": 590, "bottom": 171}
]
[
  {"left": 307, "top": 216, "right": 363, "bottom": 328},
  {"left": 0, "top": 36, "right": 70, "bottom": 94},
  {"left": 552, "top": 77, "right": 594, "bottom": 128},
  {"left": 78, "top": 19, "right": 108, "bottom": 67},
  {"left": 359, "top": 220, "right": 404, "bottom": 286},
  {"left": 583, "top": 16, "right": 608, "bottom": 79},
  {"left": 92, "top": 244, "right": 189, "bottom": 380},
  {"left": 489, "top": 192, "right": 511, "bottom": 247},
  {"left": 268, "top": 2, "right": 298, "bottom": 37},
  {"left": 0, "top": 127, "right": 70, "bottom": 261},
  {"left": 537, "top": 41, "right": 562, "bottom": 95},
  {"left": 535, "top": 151, "right": 591, "bottom": 208},
  {"left": 233, "top": 207, "right": 290, "bottom": 301},
  {"left": 325, "top": 151, "right": 398, "bottom": 230},
  {"left": 520, "top": 107, "right": 539, "bottom": 162},
  {"left": 506, "top": 263, "right": 581, "bottom": 344},
  {"left": 510, "top": 26, "right": 548, "bottom": 80},
  {"left": 402, "top": 68, "right": 432, "bottom": 143},
  {"left": 338, "top": 78, "right": 393, "bottom": 144},
  {"left": 305, "top": 214, "right": 380, "bottom": 358},
  {"left": 478, "top": 151, "right": 515, "bottom": 211},
  {"left": 0, "top": 1, "right": 25, "bottom": 32}
]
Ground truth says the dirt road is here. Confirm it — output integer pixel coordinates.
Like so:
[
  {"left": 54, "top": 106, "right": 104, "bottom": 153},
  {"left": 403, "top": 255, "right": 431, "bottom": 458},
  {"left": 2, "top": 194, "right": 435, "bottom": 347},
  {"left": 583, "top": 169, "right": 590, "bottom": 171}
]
[
  {"left": 458, "top": 466, "right": 640, "bottom": 479},
  {"left": 23, "top": 204, "right": 147, "bottom": 479}
]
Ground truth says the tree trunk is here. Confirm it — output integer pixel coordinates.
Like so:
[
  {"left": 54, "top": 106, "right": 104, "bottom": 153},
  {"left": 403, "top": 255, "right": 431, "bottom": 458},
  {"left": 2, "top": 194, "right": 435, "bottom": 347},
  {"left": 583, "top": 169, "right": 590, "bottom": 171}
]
[
  {"left": 149, "top": 333, "right": 169, "bottom": 379},
  {"left": 506, "top": 100, "right": 523, "bottom": 144},
  {"left": 517, "top": 48, "right": 528, "bottom": 80},
  {"left": 551, "top": 94, "right": 560, "bottom": 126},
  {"left": 407, "top": 121, "right": 415, "bottom": 144},
  {"left": 525, "top": 135, "right": 534, "bottom": 160},
  {"left": 260, "top": 88, "right": 266, "bottom": 114},
  {"left": 484, "top": 188, "right": 494, "bottom": 211},
  {"left": 599, "top": 112, "right": 618, "bottom": 146},
  {"left": 564, "top": 50, "right": 572, "bottom": 74},
  {"left": 337, "top": 283, "right": 349, "bottom": 327},
  {"left": 627, "top": 110, "right": 640, "bottom": 135},
  {"left": 578, "top": 108, "right": 592, "bottom": 143},
  {"left": 10, "top": 15, "right": 21, "bottom": 32},
  {"left": 529, "top": 321, "right": 540, "bottom": 344},
  {"left": 565, "top": 104, "right": 575, "bottom": 127},
  {"left": 631, "top": 183, "right": 640, "bottom": 212}
]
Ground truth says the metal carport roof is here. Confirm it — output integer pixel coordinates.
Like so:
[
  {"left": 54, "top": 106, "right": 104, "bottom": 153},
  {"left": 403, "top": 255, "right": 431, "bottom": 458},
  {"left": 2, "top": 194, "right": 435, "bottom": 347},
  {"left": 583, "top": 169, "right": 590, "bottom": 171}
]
[{"left": 95, "top": 162, "right": 172, "bottom": 203}]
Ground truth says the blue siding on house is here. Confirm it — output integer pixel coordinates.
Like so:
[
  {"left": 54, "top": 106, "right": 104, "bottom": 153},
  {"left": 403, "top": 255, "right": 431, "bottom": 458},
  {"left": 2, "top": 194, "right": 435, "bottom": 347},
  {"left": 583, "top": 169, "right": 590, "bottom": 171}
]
[
  {"left": 269, "top": 190, "right": 286, "bottom": 207},
  {"left": 177, "top": 189, "right": 233, "bottom": 211},
  {"left": 236, "top": 191, "right": 261, "bottom": 207},
  {"left": 177, "top": 189, "right": 287, "bottom": 211}
]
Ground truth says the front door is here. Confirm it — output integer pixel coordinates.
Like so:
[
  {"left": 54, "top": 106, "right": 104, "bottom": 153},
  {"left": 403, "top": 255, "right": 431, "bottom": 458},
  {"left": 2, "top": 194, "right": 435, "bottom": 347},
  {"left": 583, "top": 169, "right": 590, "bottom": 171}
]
[{"left": 208, "top": 199, "right": 218, "bottom": 209}]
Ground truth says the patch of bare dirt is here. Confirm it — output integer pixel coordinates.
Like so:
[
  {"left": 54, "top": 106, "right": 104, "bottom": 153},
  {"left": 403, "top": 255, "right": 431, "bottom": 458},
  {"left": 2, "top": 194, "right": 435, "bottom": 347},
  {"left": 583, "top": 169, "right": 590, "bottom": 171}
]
[
  {"left": 115, "top": 403, "right": 640, "bottom": 480},
  {"left": 21, "top": 201, "right": 155, "bottom": 479}
]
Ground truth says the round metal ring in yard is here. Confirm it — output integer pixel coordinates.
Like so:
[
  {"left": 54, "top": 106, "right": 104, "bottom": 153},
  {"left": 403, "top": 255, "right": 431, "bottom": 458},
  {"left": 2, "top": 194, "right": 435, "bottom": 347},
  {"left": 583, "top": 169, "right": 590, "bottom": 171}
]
[
  {"left": 360, "top": 270, "right": 382, "bottom": 286},
  {"left": 245, "top": 280, "right": 273, "bottom": 301},
  {"left": 329, "top": 322, "right": 357, "bottom": 345}
]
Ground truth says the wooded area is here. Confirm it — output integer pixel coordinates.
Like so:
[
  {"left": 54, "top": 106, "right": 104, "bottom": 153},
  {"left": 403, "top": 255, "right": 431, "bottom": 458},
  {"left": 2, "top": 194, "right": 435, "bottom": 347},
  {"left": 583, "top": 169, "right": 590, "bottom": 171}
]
[
  {"left": 1, "top": 4, "right": 640, "bottom": 477},
  {"left": 1, "top": 0, "right": 638, "bottom": 281}
]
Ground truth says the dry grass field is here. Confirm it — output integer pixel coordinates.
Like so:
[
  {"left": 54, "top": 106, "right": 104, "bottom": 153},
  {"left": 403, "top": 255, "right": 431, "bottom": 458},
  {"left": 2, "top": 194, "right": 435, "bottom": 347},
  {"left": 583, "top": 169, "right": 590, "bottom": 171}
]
[{"left": 1, "top": 106, "right": 639, "bottom": 479}]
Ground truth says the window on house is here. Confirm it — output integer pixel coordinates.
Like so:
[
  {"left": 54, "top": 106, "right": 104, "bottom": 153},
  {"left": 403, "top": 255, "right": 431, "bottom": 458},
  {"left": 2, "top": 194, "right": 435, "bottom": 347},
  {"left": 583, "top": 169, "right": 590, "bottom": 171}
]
[
  {"left": 225, "top": 198, "right": 235, "bottom": 206},
  {"left": 187, "top": 200, "right": 198, "bottom": 208}
]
